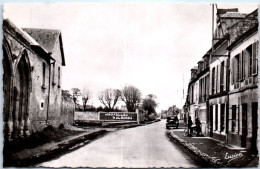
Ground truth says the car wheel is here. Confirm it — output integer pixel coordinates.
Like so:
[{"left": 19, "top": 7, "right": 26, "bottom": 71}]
[{"left": 176, "top": 126, "right": 178, "bottom": 129}]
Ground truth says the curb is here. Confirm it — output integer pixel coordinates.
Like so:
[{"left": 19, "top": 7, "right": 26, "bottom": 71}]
[
  {"left": 4, "top": 130, "right": 107, "bottom": 167},
  {"left": 167, "top": 131, "right": 225, "bottom": 168}
]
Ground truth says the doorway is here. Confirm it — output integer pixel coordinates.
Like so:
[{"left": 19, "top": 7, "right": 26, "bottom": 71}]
[{"left": 251, "top": 102, "right": 258, "bottom": 153}]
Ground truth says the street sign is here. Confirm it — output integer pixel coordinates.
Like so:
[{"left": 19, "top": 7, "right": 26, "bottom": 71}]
[{"left": 99, "top": 112, "right": 137, "bottom": 121}]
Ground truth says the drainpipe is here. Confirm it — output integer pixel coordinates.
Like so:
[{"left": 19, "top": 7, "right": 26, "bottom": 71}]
[
  {"left": 226, "top": 51, "right": 231, "bottom": 144},
  {"left": 46, "top": 56, "right": 55, "bottom": 125},
  {"left": 209, "top": 3, "right": 214, "bottom": 137}
]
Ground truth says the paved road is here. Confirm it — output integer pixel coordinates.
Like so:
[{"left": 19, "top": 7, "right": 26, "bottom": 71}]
[{"left": 38, "top": 120, "right": 199, "bottom": 168}]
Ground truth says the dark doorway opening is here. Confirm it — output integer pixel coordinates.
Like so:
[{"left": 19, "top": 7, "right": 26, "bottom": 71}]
[
  {"left": 251, "top": 102, "right": 258, "bottom": 153},
  {"left": 241, "top": 104, "right": 248, "bottom": 148},
  {"left": 210, "top": 105, "right": 213, "bottom": 137}
]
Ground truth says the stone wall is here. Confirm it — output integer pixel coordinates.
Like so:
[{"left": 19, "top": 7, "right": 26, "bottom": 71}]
[
  {"left": 60, "top": 95, "right": 75, "bottom": 125},
  {"left": 74, "top": 111, "right": 99, "bottom": 121}
]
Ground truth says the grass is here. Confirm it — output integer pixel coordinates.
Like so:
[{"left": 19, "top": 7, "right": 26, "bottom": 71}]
[{"left": 3, "top": 126, "right": 85, "bottom": 155}]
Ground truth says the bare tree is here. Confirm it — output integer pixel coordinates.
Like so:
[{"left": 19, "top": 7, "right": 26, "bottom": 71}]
[
  {"left": 121, "top": 85, "right": 142, "bottom": 112},
  {"left": 81, "top": 88, "right": 92, "bottom": 111},
  {"left": 98, "top": 88, "right": 121, "bottom": 111}
]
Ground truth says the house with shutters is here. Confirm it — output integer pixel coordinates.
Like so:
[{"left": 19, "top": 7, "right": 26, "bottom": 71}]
[
  {"left": 207, "top": 9, "right": 245, "bottom": 141},
  {"left": 226, "top": 9, "right": 258, "bottom": 151},
  {"left": 184, "top": 8, "right": 258, "bottom": 151}
]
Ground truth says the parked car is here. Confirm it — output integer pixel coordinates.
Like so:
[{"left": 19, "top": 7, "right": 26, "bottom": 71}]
[{"left": 166, "top": 116, "right": 179, "bottom": 129}]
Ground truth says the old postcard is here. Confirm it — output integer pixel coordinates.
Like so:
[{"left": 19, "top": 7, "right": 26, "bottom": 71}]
[{"left": 2, "top": 2, "right": 259, "bottom": 168}]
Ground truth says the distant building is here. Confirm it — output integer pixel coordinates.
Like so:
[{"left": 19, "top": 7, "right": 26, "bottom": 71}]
[
  {"left": 161, "top": 110, "right": 167, "bottom": 119},
  {"left": 3, "top": 19, "right": 73, "bottom": 141}
]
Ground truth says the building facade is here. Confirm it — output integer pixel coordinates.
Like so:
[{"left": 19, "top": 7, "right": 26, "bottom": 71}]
[
  {"left": 185, "top": 8, "right": 258, "bottom": 151},
  {"left": 3, "top": 19, "right": 73, "bottom": 142},
  {"left": 227, "top": 10, "right": 258, "bottom": 150}
]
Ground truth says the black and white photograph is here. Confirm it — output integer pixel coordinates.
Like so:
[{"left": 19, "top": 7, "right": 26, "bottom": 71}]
[{"left": 2, "top": 1, "right": 259, "bottom": 168}]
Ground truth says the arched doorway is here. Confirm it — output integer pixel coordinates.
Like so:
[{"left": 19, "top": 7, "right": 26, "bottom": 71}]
[
  {"left": 3, "top": 46, "right": 31, "bottom": 141},
  {"left": 12, "top": 52, "right": 31, "bottom": 138}
]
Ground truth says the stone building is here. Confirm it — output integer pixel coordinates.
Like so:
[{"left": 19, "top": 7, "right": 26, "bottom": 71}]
[{"left": 3, "top": 19, "right": 74, "bottom": 141}]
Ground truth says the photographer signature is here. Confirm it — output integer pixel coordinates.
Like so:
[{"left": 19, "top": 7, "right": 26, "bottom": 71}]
[{"left": 225, "top": 152, "right": 243, "bottom": 162}]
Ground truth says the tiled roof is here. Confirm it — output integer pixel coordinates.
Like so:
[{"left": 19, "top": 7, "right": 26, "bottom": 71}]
[
  {"left": 23, "top": 28, "right": 66, "bottom": 66},
  {"left": 3, "top": 19, "right": 53, "bottom": 60},
  {"left": 23, "top": 28, "right": 61, "bottom": 54}
]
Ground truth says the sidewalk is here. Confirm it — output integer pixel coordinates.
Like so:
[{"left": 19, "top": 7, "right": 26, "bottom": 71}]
[
  {"left": 4, "top": 128, "right": 107, "bottom": 167},
  {"left": 168, "top": 129, "right": 259, "bottom": 167}
]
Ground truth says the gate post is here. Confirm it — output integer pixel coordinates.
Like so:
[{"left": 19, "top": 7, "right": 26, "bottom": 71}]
[{"left": 136, "top": 108, "right": 139, "bottom": 124}]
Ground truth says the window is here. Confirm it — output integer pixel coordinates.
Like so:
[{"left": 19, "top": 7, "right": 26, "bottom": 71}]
[
  {"left": 52, "top": 63, "right": 56, "bottom": 85},
  {"left": 205, "top": 74, "right": 209, "bottom": 98},
  {"left": 212, "top": 67, "right": 215, "bottom": 94},
  {"left": 215, "top": 105, "right": 218, "bottom": 131},
  {"left": 58, "top": 67, "right": 61, "bottom": 88},
  {"left": 201, "top": 78, "right": 205, "bottom": 101},
  {"left": 220, "top": 62, "right": 224, "bottom": 92},
  {"left": 42, "top": 62, "right": 46, "bottom": 88}
]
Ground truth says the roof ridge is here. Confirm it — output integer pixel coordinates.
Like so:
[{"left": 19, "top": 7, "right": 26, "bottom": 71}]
[{"left": 22, "top": 27, "right": 61, "bottom": 32}]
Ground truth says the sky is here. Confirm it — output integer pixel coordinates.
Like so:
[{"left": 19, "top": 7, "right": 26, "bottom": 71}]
[{"left": 3, "top": 3, "right": 258, "bottom": 112}]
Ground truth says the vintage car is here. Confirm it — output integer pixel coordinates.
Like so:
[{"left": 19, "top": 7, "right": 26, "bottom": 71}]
[{"left": 166, "top": 116, "right": 179, "bottom": 129}]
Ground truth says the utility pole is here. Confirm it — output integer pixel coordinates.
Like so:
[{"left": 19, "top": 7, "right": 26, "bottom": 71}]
[{"left": 208, "top": 3, "right": 215, "bottom": 137}]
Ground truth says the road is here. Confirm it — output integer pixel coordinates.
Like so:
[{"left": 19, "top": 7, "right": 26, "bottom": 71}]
[{"left": 38, "top": 120, "right": 199, "bottom": 168}]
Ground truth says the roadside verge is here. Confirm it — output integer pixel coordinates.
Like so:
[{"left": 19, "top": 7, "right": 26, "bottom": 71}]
[{"left": 4, "top": 130, "right": 107, "bottom": 167}]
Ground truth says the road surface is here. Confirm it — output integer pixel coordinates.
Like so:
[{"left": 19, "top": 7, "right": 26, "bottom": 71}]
[{"left": 38, "top": 120, "right": 199, "bottom": 168}]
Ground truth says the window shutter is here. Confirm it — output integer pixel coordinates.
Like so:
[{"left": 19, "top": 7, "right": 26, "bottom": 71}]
[
  {"left": 253, "top": 42, "right": 258, "bottom": 75},
  {"left": 239, "top": 53, "right": 242, "bottom": 81},
  {"left": 241, "top": 52, "right": 244, "bottom": 80},
  {"left": 243, "top": 51, "right": 245, "bottom": 79},
  {"left": 244, "top": 50, "right": 247, "bottom": 79},
  {"left": 249, "top": 45, "right": 253, "bottom": 76},
  {"left": 231, "top": 58, "right": 234, "bottom": 84},
  {"left": 216, "top": 65, "right": 219, "bottom": 93},
  {"left": 224, "top": 60, "right": 226, "bottom": 91}
]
